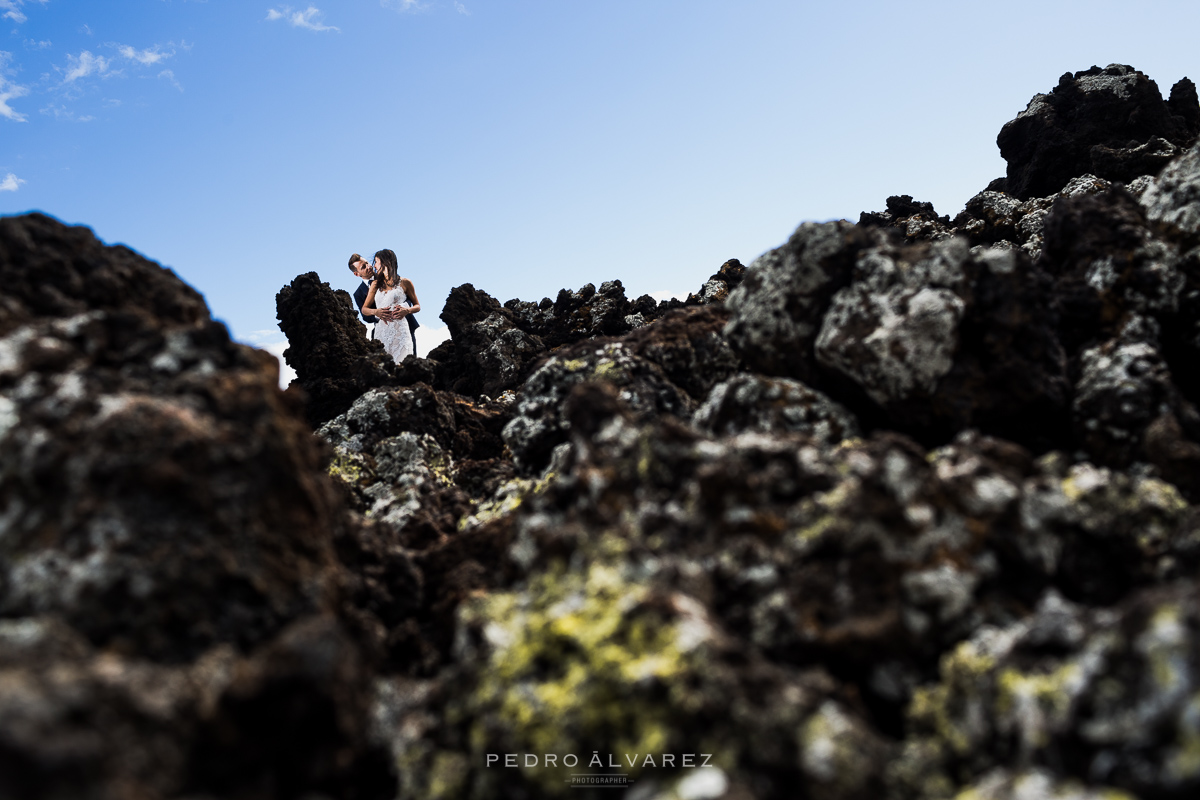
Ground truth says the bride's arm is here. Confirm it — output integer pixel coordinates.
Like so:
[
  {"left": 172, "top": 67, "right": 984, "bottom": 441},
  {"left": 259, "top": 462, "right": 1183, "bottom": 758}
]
[
  {"left": 400, "top": 278, "right": 420, "bottom": 315},
  {"left": 363, "top": 283, "right": 386, "bottom": 319}
]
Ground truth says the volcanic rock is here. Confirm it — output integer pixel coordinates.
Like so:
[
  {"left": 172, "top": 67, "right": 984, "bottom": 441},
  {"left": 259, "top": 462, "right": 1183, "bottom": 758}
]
[
  {"left": 17, "top": 59, "right": 1200, "bottom": 800},
  {"left": 501, "top": 340, "right": 693, "bottom": 472},
  {"left": 692, "top": 372, "right": 859, "bottom": 442},
  {"left": 891, "top": 582, "right": 1200, "bottom": 799},
  {"left": 998, "top": 64, "right": 1200, "bottom": 199},
  {"left": 0, "top": 214, "right": 394, "bottom": 798},
  {"left": 724, "top": 220, "right": 879, "bottom": 384},
  {"left": 276, "top": 271, "right": 400, "bottom": 425}
]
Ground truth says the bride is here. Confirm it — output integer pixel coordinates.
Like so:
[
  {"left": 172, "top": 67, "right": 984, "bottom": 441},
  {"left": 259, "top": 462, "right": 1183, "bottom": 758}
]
[{"left": 361, "top": 248, "right": 421, "bottom": 364}]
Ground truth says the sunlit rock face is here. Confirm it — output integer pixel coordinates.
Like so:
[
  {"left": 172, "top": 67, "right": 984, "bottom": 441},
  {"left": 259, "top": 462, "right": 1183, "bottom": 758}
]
[{"left": 9, "top": 63, "right": 1200, "bottom": 800}]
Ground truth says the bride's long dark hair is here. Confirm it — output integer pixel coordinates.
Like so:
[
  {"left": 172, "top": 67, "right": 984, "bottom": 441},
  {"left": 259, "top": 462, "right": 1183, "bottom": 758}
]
[{"left": 373, "top": 249, "right": 399, "bottom": 289}]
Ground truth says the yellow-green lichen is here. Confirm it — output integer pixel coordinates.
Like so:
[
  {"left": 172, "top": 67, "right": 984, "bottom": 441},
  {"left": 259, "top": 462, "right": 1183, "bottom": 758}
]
[
  {"left": 787, "top": 479, "right": 856, "bottom": 551},
  {"left": 426, "top": 751, "right": 469, "bottom": 800},
  {"left": 800, "top": 701, "right": 879, "bottom": 793},
  {"left": 327, "top": 450, "right": 372, "bottom": 486},
  {"left": 1141, "top": 604, "right": 1188, "bottom": 694},
  {"left": 456, "top": 558, "right": 703, "bottom": 793},
  {"left": 908, "top": 638, "right": 1000, "bottom": 756},
  {"left": 994, "top": 662, "right": 1084, "bottom": 748},
  {"left": 1166, "top": 692, "right": 1200, "bottom": 780},
  {"left": 459, "top": 471, "right": 558, "bottom": 531},
  {"left": 954, "top": 774, "right": 1136, "bottom": 800},
  {"left": 593, "top": 359, "right": 622, "bottom": 379}
]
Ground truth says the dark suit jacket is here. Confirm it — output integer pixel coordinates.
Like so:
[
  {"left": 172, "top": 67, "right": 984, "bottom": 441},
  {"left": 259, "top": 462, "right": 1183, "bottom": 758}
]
[{"left": 353, "top": 281, "right": 375, "bottom": 324}]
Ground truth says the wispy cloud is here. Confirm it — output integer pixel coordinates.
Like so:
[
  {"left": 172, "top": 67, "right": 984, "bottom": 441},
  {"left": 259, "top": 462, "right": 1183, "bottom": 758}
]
[
  {"left": 23, "top": 39, "right": 51, "bottom": 50},
  {"left": 63, "top": 51, "right": 113, "bottom": 83},
  {"left": 0, "top": 173, "right": 25, "bottom": 192},
  {"left": 382, "top": 0, "right": 426, "bottom": 12},
  {"left": 1, "top": 0, "right": 47, "bottom": 25},
  {"left": 454, "top": 2, "right": 469, "bottom": 14},
  {"left": 0, "top": 81, "right": 27, "bottom": 121},
  {"left": 40, "top": 104, "right": 94, "bottom": 122},
  {"left": 117, "top": 44, "right": 175, "bottom": 65},
  {"left": 158, "top": 69, "right": 182, "bottom": 92},
  {"left": 266, "top": 5, "right": 339, "bottom": 32},
  {"left": 0, "top": 52, "right": 29, "bottom": 122}
]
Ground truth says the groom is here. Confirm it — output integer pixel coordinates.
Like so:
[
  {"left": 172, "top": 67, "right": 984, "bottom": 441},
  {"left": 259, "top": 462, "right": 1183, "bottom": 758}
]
[{"left": 348, "top": 253, "right": 377, "bottom": 338}]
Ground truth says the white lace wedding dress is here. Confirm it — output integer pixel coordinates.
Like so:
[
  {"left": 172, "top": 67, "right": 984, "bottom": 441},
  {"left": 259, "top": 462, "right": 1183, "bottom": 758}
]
[{"left": 374, "top": 283, "right": 414, "bottom": 364}]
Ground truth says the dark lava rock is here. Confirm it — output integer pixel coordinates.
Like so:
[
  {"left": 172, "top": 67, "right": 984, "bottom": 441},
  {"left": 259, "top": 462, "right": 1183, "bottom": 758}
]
[
  {"left": 1142, "top": 136, "right": 1200, "bottom": 238},
  {"left": 859, "top": 195, "right": 954, "bottom": 242},
  {"left": 692, "top": 372, "right": 859, "bottom": 442},
  {"left": 437, "top": 283, "right": 547, "bottom": 398},
  {"left": 1040, "top": 187, "right": 1184, "bottom": 350},
  {"left": 891, "top": 582, "right": 1200, "bottom": 800},
  {"left": 0, "top": 216, "right": 346, "bottom": 662},
  {"left": 730, "top": 230, "right": 1069, "bottom": 449},
  {"left": 19, "top": 61, "right": 1200, "bottom": 800},
  {"left": 998, "top": 64, "right": 1200, "bottom": 199},
  {"left": 377, "top": 370, "right": 1200, "bottom": 798},
  {"left": 620, "top": 304, "right": 742, "bottom": 400},
  {"left": 0, "top": 214, "right": 394, "bottom": 798},
  {"left": 725, "top": 220, "right": 880, "bottom": 384},
  {"left": 430, "top": 263, "right": 749, "bottom": 400},
  {"left": 0, "top": 615, "right": 394, "bottom": 800},
  {"left": 276, "top": 271, "right": 400, "bottom": 425},
  {"left": 501, "top": 339, "right": 694, "bottom": 472},
  {"left": 684, "top": 257, "right": 747, "bottom": 304}
]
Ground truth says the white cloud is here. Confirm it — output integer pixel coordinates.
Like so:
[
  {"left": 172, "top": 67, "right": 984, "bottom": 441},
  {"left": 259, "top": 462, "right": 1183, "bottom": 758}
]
[
  {"left": 63, "top": 51, "right": 112, "bottom": 83},
  {"left": 0, "top": 82, "right": 28, "bottom": 122},
  {"left": 24, "top": 39, "right": 51, "bottom": 50},
  {"left": 266, "top": 5, "right": 339, "bottom": 32},
  {"left": 0, "top": 53, "right": 28, "bottom": 122},
  {"left": 382, "top": 0, "right": 425, "bottom": 12},
  {"left": 79, "top": 23, "right": 92, "bottom": 36},
  {"left": 649, "top": 289, "right": 690, "bottom": 303},
  {"left": 0, "top": 0, "right": 46, "bottom": 24},
  {"left": 118, "top": 44, "right": 175, "bottom": 65},
  {"left": 454, "top": 1, "right": 469, "bottom": 14},
  {"left": 40, "top": 104, "right": 94, "bottom": 122},
  {"left": 0, "top": 173, "right": 25, "bottom": 192},
  {"left": 158, "top": 69, "right": 182, "bottom": 91}
]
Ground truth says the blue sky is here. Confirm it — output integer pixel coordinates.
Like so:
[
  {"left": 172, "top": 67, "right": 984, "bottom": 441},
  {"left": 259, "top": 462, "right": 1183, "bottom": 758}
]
[{"left": 3, "top": 1, "right": 1200, "bottom": 374}]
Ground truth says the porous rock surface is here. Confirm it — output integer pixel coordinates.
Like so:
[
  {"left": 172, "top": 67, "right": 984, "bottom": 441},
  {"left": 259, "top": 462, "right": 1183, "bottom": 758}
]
[
  {"left": 10, "top": 63, "right": 1200, "bottom": 800},
  {"left": 0, "top": 214, "right": 394, "bottom": 798},
  {"left": 997, "top": 64, "right": 1200, "bottom": 199}
]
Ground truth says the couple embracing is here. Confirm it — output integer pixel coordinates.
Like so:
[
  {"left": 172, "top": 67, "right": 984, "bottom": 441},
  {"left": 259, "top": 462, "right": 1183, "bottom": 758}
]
[{"left": 349, "top": 249, "right": 421, "bottom": 364}]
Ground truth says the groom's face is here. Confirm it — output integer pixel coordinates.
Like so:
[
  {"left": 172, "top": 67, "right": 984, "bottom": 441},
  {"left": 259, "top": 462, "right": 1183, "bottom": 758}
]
[{"left": 353, "top": 259, "right": 372, "bottom": 279}]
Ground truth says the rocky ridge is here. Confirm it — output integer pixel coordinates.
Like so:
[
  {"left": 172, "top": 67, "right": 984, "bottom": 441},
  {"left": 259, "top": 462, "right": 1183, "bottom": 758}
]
[{"left": 5, "top": 63, "right": 1200, "bottom": 799}]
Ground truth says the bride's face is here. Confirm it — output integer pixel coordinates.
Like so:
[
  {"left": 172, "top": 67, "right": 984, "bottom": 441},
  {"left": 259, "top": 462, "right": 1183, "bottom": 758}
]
[{"left": 373, "top": 256, "right": 383, "bottom": 273}]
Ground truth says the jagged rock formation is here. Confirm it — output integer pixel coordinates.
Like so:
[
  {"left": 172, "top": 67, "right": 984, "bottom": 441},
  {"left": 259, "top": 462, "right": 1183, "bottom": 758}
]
[
  {"left": 8, "top": 63, "right": 1200, "bottom": 800},
  {"left": 997, "top": 64, "right": 1200, "bottom": 199},
  {"left": 275, "top": 260, "right": 746, "bottom": 426},
  {"left": 276, "top": 271, "right": 404, "bottom": 425}
]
